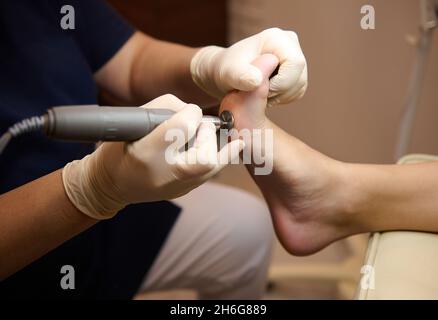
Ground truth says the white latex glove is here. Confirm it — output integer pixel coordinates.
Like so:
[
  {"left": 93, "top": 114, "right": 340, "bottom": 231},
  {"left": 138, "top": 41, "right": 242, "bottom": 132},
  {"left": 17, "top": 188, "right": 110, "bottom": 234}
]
[
  {"left": 62, "top": 94, "right": 244, "bottom": 220},
  {"left": 190, "top": 28, "right": 308, "bottom": 107}
]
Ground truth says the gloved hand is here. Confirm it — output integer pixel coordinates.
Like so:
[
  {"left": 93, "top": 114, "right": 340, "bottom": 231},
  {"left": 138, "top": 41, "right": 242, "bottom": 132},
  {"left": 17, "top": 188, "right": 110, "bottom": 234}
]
[
  {"left": 62, "top": 94, "right": 244, "bottom": 220},
  {"left": 190, "top": 28, "right": 307, "bottom": 108}
]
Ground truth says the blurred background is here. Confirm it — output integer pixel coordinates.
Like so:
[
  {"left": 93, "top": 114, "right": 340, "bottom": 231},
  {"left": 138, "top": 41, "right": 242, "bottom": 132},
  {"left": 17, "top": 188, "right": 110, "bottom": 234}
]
[{"left": 108, "top": 0, "right": 438, "bottom": 299}]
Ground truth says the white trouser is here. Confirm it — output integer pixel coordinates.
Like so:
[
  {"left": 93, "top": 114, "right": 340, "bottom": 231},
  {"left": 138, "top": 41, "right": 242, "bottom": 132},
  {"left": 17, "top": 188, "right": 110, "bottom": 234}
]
[{"left": 138, "top": 182, "right": 274, "bottom": 299}]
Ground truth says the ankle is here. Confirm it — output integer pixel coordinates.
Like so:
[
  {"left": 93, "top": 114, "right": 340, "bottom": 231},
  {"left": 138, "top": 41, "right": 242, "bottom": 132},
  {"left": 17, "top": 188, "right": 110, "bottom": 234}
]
[{"left": 336, "top": 162, "right": 371, "bottom": 233}]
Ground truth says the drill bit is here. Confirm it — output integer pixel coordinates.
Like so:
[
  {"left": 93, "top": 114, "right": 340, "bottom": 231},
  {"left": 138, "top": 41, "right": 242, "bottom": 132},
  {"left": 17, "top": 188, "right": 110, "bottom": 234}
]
[{"left": 201, "top": 111, "right": 234, "bottom": 130}]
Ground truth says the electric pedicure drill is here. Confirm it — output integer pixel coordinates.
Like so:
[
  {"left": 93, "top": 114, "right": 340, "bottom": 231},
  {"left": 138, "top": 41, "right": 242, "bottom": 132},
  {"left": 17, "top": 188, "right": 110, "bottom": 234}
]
[{"left": 0, "top": 105, "right": 235, "bottom": 154}]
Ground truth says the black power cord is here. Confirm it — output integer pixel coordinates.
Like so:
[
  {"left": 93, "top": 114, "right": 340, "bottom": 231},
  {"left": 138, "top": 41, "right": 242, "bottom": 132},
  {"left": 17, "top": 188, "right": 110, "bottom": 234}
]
[{"left": 0, "top": 116, "right": 45, "bottom": 155}]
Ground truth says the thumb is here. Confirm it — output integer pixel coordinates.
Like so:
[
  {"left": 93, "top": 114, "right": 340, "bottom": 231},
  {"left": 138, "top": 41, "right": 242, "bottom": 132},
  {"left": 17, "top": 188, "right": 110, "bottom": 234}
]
[{"left": 223, "top": 63, "right": 263, "bottom": 91}]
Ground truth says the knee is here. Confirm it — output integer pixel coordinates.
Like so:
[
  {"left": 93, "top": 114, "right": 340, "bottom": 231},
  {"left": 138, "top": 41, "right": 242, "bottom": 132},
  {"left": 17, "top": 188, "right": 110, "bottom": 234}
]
[
  {"left": 171, "top": 182, "right": 274, "bottom": 298},
  {"left": 212, "top": 185, "right": 275, "bottom": 272},
  {"left": 225, "top": 195, "right": 274, "bottom": 258},
  {"left": 207, "top": 186, "right": 274, "bottom": 298}
]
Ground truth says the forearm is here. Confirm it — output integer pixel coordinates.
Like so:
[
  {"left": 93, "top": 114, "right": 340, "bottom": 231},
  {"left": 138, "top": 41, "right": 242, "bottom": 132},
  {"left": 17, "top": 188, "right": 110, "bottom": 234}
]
[
  {"left": 0, "top": 170, "right": 96, "bottom": 279},
  {"left": 130, "top": 34, "right": 215, "bottom": 106},
  {"left": 95, "top": 32, "right": 215, "bottom": 107}
]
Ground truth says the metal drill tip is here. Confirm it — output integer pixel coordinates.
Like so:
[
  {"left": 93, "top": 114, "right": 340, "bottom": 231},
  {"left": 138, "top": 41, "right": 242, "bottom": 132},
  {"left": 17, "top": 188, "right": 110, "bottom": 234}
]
[
  {"left": 219, "top": 110, "right": 234, "bottom": 130},
  {"left": 201, "top": 115, "right": 222, "bottom": 129},
  {"left": 200, "top": 111, "right": 234, "bottom": 131}
]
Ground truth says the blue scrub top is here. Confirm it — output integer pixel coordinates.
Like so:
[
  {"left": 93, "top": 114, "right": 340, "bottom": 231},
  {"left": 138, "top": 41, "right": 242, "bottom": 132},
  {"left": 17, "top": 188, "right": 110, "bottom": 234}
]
[
  {"left": 0, "top": 0, "right": 134, "bottom": 192},
  {"left": 0, "top": 0, "right": 180, "bottom": 299}
]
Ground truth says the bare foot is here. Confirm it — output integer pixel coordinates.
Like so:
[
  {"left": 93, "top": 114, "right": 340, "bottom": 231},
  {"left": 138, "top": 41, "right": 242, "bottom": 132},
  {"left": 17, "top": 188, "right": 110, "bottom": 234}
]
[
  {"left": 220, "top": 55, "right": 359, "bottom": 256},
  {"left": 220, "top": 54, "right": 278, "bottom": 131}
]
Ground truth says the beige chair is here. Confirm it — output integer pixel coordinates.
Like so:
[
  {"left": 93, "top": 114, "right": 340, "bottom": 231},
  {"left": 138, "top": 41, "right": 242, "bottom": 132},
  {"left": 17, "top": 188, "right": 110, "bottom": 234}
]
[{"left": 357, "top": 154, "right": 438, "bottom": 300}]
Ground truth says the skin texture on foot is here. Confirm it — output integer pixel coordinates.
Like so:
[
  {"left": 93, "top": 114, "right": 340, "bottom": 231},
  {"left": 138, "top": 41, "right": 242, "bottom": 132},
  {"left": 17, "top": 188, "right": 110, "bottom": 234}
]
[
  {"left": 219, "top": 54, "right": 359, "bottom": 255},
  {"left": 220, "top": 54, "right": 438, "bottom": 257}
]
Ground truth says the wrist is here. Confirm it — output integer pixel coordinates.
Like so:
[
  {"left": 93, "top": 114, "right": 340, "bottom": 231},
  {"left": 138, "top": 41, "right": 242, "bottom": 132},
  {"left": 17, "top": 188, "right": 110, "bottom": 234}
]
[
  {"left": 190, "top": 46, "right": 225, "bottom": 99},
  {"left": 62, "top": 148, "right": 126, "bottom": 220}
]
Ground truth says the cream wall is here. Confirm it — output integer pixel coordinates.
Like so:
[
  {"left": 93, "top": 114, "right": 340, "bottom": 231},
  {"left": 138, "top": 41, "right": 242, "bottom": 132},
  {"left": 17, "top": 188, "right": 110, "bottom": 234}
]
[{"left": 216, "top": 0, "right": 438, "bottom": 194}]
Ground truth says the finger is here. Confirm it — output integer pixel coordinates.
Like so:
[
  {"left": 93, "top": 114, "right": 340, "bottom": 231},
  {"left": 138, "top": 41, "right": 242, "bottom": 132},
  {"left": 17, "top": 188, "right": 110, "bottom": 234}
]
[
  {"left": 139, "top": 94, "right": 187, "bottom": 112},
  {"left": 222, "top": 62, "right": 263, "bottom": 92},
  {"left": 269, "top": 58, "right": 306, "bottom": 94},
  {"left": 266, "top": 86, "right": 307, "bottom": 109},
  {"left": 267, "top": 65, "right": 308, "bottom": 107},
  {"left": 207, "top": 139, "right": 246, "bottom": 178},
  {"left": 193, "top": 122, "right": 218, "bottom": 166},
  {"left": 267, "top": 32, "right": 307, "bottom": 94},
  {"left": 193, "top": 122, "right": 216, "bottom": 149},
  {"left": 268, "top": 85, "right": 307, "bottom": 107},
  {"left": 177, "top": 132, "right": 244, "bottom": 181},
  {"left": 175, "top": 150, "right": 216, "bottom": 180},
  {"left": 136, "top": 103, "right": 202, "bottom": 150},
  {"left": 177, "top": 122, "right": 218, "bottom": 177},
  {"left": 268, "top": 84, "right": 307, "bottom": 107}
]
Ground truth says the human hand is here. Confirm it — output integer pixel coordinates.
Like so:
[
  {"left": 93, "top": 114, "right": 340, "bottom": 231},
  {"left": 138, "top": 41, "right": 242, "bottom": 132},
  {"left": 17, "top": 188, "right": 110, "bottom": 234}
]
[
  {"left": 62, "top": 94, "right": 244, "bottom": 220},
  {"left": 191, "top": 28, "right": 308, "bottom": 107}
]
